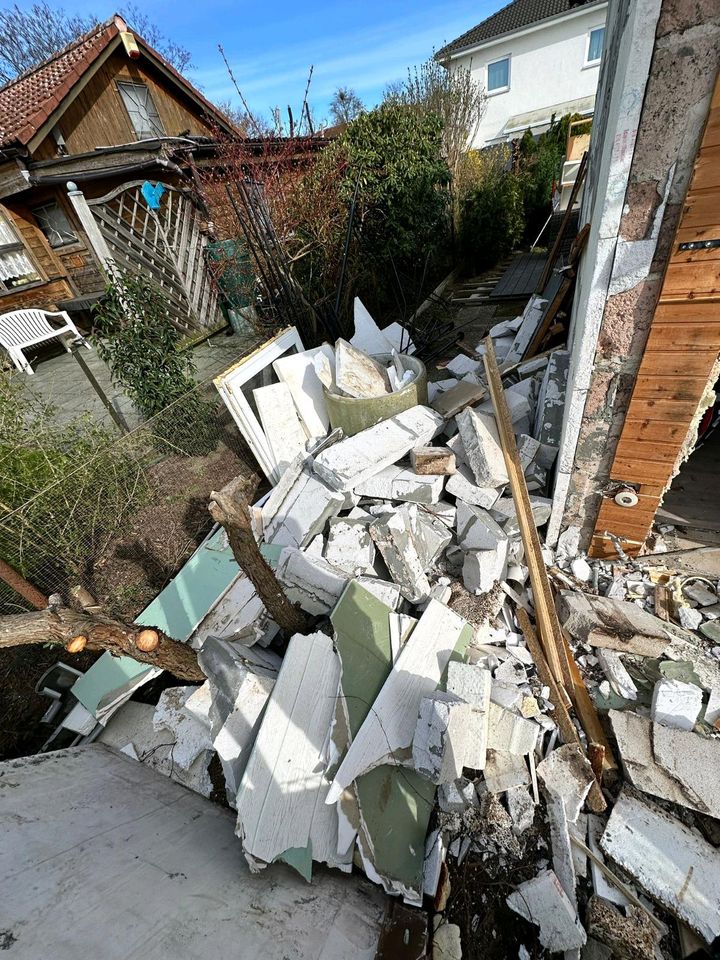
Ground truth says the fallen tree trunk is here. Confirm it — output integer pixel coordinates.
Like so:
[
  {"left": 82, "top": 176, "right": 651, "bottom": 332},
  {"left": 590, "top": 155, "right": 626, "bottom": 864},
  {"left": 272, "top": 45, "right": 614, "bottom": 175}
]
[
  {"left": 209, "top": 476, "right": 311, "bottom": 635},
  {"left": 0, "top": 606, "right": 204, "bottom": 682}
]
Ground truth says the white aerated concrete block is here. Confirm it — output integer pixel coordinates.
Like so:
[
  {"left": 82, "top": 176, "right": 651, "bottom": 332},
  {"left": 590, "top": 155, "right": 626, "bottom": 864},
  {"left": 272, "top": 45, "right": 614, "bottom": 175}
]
[
  {"left": 462, "top": 539, "right": 508, "bottom": 595},
  {"left": 413, "top": 692, "right": 472, "bottom": 784},
  {"left": 456, "top": 501, "right": 508, "bottom": 551},
  {"left": 445, "top": 464, "right": 502, "bottom": 509},
  {"left": 354, "top": 465, "right": 445, "bottom": 504},
  {"left": 650, "top": 679, "right": 702, "bottom": 731},
  {"left": 276, "top": 547, "right": 348, "bottom": 615},
  {"left": 312, "top": 405, "right": 444, "bottom": 491},
  {"left": 324, "top": 517, "right": 375, "bottom": 575},
  {"left": 507, "top": 871, "right": 586, "bottom": 952},
  {"left": 456, "top": 407, "right": 509, "bottom": 488},
  {"left": 438, "top": 777, "right": 479, "bottom": 813},
  {"left": 369, "top": 510, "right": 432, "bottom": 603},
  {"left": 447, "top": 662, "right": 492, "bottom": 709},
  {"left": 262, "top": 460, "right": 345, "bottom": 549}
]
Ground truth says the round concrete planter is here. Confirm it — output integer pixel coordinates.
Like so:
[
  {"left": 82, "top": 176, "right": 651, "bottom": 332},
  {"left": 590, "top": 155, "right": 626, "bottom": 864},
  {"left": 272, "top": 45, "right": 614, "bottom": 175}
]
[{"left": 324, "top": 353, "right": 428, "bottom": 437}]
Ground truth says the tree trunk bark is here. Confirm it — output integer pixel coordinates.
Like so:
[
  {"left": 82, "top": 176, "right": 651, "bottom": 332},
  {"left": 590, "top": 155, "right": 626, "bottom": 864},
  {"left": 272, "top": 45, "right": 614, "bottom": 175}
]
[
  {"left": 0, "top": 607, "right": 204, "bottom": 682},
  {"left": 209, "top": 476, "right": 311, "bottom": 635}
]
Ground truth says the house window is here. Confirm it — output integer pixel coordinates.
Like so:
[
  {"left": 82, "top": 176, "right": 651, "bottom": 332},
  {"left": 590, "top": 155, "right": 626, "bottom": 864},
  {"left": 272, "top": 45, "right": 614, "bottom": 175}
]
[
  {"left": 487, "top": 56, "right": 510, "bottom": 94},
  {"left": 117, "top": 81, "right": 165, "bottom": 140},
  {"left": 586, "top": 27, "right": 605, "bottom": 65},
  {"left": 0, "top": 211, "right": 41, "bottom": 290},
  {"left": 33, "top": 202, "right": 77, "bottom": 248}
]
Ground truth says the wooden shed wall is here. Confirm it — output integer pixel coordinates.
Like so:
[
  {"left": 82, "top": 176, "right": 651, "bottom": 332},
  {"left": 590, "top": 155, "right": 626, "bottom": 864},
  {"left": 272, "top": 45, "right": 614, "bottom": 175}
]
[{"left": 590, "top": 75, "right": 720, "bottom": 558}]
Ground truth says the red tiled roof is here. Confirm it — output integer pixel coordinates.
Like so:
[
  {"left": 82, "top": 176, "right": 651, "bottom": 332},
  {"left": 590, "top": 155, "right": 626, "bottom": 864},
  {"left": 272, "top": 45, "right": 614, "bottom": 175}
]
[{"left": 0, "top": 19, "right": 119, "bottom": 149}]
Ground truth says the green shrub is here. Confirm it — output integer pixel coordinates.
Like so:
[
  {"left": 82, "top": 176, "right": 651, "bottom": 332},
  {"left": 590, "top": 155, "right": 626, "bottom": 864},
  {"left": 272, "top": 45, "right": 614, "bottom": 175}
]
[
  {"left": 92, "top": 271, "right": 218, "bottom": 455},
  {"left": 0, "top": 371, "right": 148, "bottom": 595},
  {"left": 290, "top": 102, "right": 452, "bottom": 324},
  {"left": 458, "top": 161, "right": 524, "bottom": 272}
]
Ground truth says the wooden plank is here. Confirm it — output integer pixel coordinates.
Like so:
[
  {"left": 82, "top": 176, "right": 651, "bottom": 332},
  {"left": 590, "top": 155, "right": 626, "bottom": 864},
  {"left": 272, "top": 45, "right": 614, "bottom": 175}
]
[
  {"left": 610, "top": 458, "right": 673, "bottom": 484},
  {"left": 482, "top": 337, "right": 570, "bottom": 689},
  {"left": 590, "top": 534, "right": 643, "bottom": 559},
  {"left": 621, "top": 418, "right": 694, "bottom": 444},
  {"left": 326, "top": 599, "right": 472, "bottom": 804},
  {"left": 595, "top": 497, "right": 660, "bottom": 530},
  {"left": 612, "top": 436, "right": 684, "bottom": 465},
  {"left": 645, "top": 321, "right": 720, "bottom": 349},
  {"left": 625, "top": 397, "right": 703, "bottom": 422},
  {"left": 691, "top": 144, "right": 720, "bottom": 192},
  {"left": 631, "top": 375, "right": 708, "bottom": 402},
  {"left": 535, "top": 151, "right": 587, "bottom": 294},
  {"left": 678, "top": 189, "right": 720, "bottom": 230},
  {"left": 661, "top": 260, "right": 720, "bottom": 299},
  {"left": 653, "top": 301, "right": 720, "bottom": 323},
  {"left": 639, "top": 350, "right": 719, "bottom": 379},
  {"left": 236, "top": 631, "right": 348, "bottom": 873}
]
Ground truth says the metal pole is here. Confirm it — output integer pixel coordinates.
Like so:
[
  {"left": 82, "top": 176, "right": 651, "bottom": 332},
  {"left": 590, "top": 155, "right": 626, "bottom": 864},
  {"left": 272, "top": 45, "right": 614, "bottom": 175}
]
[{"left": 71, "top": 345, "right": 129, "bottom": 434}]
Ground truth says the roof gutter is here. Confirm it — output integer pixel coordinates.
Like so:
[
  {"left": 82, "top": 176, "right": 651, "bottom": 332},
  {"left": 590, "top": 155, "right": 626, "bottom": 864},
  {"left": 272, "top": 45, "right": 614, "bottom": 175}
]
[
  {"left": 438, "top": 0, "right": 608, "bottom": 63},
  {"left": 29, "top": 156, "right": 185, "bottom": 186}
]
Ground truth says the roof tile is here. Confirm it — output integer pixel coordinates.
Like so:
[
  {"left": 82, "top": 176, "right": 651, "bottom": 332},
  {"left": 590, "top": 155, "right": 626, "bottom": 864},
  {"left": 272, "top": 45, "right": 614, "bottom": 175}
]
[{"left": 437, "top": 0, "right": 604, "bottom": 60}]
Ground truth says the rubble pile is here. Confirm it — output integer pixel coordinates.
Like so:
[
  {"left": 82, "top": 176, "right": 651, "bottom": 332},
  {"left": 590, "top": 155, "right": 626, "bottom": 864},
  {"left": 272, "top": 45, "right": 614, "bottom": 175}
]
[{"left": 104, "top": 300, "right": 720, "bottom": 957}]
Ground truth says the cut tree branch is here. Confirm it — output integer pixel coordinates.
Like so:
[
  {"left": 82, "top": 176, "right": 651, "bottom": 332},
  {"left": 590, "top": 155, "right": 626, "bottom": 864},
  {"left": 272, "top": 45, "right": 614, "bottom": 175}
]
[
  {"left": 0, "top": 606, "right": 204, "bottom": 682},
  {"left": 209, "top": 476, "right": 311, "bottom": 635}
]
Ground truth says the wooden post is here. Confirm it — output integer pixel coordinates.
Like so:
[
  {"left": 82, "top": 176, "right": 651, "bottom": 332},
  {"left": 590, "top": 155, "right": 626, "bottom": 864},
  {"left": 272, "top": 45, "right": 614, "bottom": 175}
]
[
  {"left": 65, "top": 182, "right": 116, "bottom": 276},
  {"left": 209, "top": 476, "right": 312, "bottom": 635},
  {"left": 0, "top": 558, "right": 47, "bottom": 610}
]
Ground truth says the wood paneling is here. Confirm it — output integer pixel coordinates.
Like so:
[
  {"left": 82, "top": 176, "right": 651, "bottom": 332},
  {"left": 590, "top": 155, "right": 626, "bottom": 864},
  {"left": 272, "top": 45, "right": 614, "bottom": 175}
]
[
  {"left": 0, "top": 277, "right": 74, "bottom": 314},
  {"left": 35, "top": 49, "right": 217, "bottom": 159},
  {"left": 590, "top": 72, "right": 720, "bottom": 556}
]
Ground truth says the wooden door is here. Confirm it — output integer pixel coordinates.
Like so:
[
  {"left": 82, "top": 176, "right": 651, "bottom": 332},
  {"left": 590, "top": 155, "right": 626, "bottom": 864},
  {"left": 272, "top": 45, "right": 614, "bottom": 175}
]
[
  {"left": 590, "top": 74, "right": 720, "bottom": 558},
  {"left": 88, "top": 181, "right": 225, "bottom": 336}
]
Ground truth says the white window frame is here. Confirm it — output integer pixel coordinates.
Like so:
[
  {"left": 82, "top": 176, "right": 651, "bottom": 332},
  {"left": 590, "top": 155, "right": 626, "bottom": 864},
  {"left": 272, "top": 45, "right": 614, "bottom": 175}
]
[
  {"left": 584, "top": 26, "right": 605, "bottom": 67},
  {"left": 116, "top": 80, "right": 165, "bottom": 140},
  {"left": 487, "top": 54, "right": 511, "bottom": 95}
]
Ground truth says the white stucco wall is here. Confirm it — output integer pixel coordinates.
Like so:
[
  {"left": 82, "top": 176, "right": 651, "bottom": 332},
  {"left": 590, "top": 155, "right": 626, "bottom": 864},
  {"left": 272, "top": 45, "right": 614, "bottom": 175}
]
[{"left": 448, "top": 4, "right": 608, "bottom": 148}]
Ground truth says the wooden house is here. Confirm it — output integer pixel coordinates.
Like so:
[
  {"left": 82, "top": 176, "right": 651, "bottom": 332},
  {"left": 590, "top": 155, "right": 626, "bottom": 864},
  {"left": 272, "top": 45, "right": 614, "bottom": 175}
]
[{"left": 0, "top": 15, "right": 240, "bottom": 335}]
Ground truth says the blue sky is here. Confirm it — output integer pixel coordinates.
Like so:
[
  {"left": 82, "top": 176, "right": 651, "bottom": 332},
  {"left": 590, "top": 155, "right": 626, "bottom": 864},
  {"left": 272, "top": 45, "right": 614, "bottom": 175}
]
[{"left": 50, "top": 0, "right": 500, "bottom": 121}]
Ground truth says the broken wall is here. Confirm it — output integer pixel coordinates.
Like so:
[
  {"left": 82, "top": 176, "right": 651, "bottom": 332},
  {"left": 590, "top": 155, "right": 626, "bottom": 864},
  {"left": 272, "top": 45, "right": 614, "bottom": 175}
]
[{"left": 549, "top": 0, "right": 720, "bottom": 548}]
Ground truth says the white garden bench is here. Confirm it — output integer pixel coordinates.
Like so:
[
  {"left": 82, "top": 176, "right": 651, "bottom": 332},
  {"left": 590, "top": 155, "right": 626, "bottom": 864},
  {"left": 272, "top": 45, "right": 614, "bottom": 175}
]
[{"left": 0, "top": 308, "right": 90, "bottom": 375}]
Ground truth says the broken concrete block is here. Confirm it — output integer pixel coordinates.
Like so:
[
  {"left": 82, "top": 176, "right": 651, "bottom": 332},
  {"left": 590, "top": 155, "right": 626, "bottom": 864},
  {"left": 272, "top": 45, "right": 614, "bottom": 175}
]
[
  {"left": 608, "top": 709, "right": 720, "bottom": 819},
  {"left": 350, "top": 296, "right": 394, "bottom": 354},
  {"left": 601, "top": 792, "right": 720, "bottom": 943},
  {"left": 433, "top": 922, "right": 462, "bottom": 960},
  {"left": 370, "top": 510, "right": 431, "bottom": 602},
  {"left": 503, "top": 295, "right": 547, "bottom": 366},
  {"left": 276, "top": 547, "right": 348, "bottom": 615},
  {"left": 456, "top": 407, "right": 509, "bottom": 488},
  {"left": 487, "top": 702, "right": 539, "bottom": 756},
  {"left": 423, "top": 828, "right": 445, "bottom": 898},
  {"left": 650, "top": 678, "right": 702, "bottom": 731},
  {"left": 445, "top": 463, "right": 502, "bottom": 509},
  {"left": 534, "top": 349, "right": 570, "bottom": 449},
  {"left": 462, "top": 539, "right": 508, "bottom": 595},
  {"left": 446, "top": 661, "right": 492, "bottom": 770},
  {"left": 586, "top": 814, "right": 630, "bottom": 908},
  {"left": 313, "top": 405, "right": 444, "bottom": 491},
  {"left": 354, "top": 464, "right": 445, "bottom": 503},
  {"left": 506, "top": 785, "right": 536, "bottom": 835},
  {"left": 536, "top": 744, "right": 595, "bottom": 822},
  {"left": 490, "top": 494, "right": 551, "bottom": 534},
  {"left": 445, "top": 353, "right": 481, "bottom": 377},
  {"left": 153, "top": 686, "right": 213, "bottom": 771},
  {"left": 683, "top": 582, "right": 718, "bottom": 607},
  {"left": 324, "top": 517, "right": 375, "bottom": 575},
  {"left": 424, "top": 499, "right": 456, "bottom": 529},
  {"left": 478, "top": 388, "right": 531, "bottom": 426},
  {"left": 586, "top": 895, "right": 660, "bottom": 960},
  {"left": 507, "top": 870, "right": 586, "bottom": 951},
  {"left": 517, "top": 433, "right": 540, "bottom": 469},
  {"left": 456, "top": 501, "right": 508, "bottom": 552},
  {"left": 253, "top": 381, "right": 310, "bottom": 473},
  {"left": 335, "top": 337, "right": 390, "bottom": 398},
  {"left": 677, "top": 605, "right": 703, "bottom": 631},
  {"left": 431, "top": 379, "right": 486, "bottom": 418},
  {"left": 483, "top": 750, "right": 530, "bottom": 794},
  {"left": 556, "top": 591, "right": 671, "bottom": 657},
  {"left": 596, "top": 649, "right": 637, "bottom": 700},
  {"left": 438, "top": 777, "right": 478, "bottom": 813},
  {"left": 413, "top": 692, "right": 473, "bottom": 784},
  {"left": 262, "top": 459, "right": 345, "bottom": 549},
  {"left": 412, "top": 506, "right": 453, "bottom": 568},
  {"left": 354, "top": 576, "right": 402, "bottom": 610},
  {"left": 410, "top": 446, "right": 456, "bottom": 475},
  {"left": 273, "top": 344, "right": 335, "bottom": 438}
]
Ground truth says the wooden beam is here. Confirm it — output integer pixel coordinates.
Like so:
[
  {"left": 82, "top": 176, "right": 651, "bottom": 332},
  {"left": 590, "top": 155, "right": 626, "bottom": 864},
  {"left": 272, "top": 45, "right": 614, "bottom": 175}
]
[
  {"left": 482, "top": 336, "right": 569, "bottom": 688},
  {"left": 535, "top": 151, "right": 588, "bottom": 294}
]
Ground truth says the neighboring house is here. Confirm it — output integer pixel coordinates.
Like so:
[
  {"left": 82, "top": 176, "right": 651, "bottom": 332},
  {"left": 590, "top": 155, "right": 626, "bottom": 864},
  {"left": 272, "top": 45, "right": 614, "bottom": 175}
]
[
  {"left": 0, "top": 15, "right": 239, "bottom": 335},
  {"left": 438, "top": 0, "right": 608, "bottom": 148}
]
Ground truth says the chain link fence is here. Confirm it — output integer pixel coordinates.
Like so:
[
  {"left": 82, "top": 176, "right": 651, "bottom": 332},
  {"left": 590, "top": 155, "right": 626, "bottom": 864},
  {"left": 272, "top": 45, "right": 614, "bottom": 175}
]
[{"left": 0, "top": 362, "right": 260, "bottom": 622}]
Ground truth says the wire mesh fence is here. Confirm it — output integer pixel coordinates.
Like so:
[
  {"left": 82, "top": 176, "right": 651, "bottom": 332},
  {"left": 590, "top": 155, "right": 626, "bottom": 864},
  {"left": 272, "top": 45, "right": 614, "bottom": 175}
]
[{"left": 0, "top": 365, "right": 259, "bottom": 621}]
